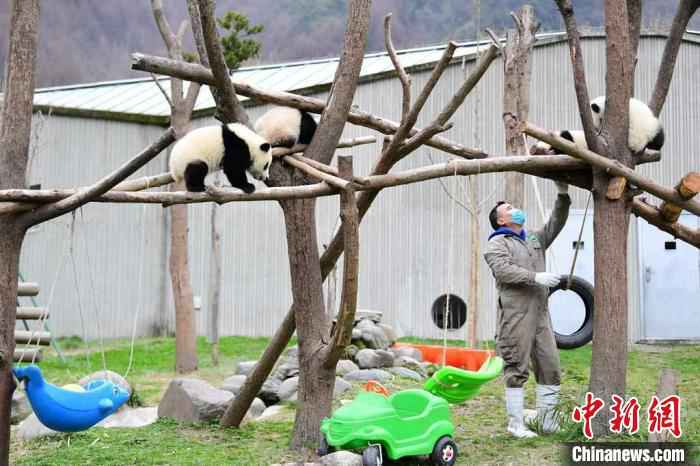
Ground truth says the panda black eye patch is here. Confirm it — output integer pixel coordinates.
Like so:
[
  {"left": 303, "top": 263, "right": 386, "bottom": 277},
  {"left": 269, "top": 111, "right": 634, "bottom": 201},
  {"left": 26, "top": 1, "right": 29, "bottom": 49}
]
[{"left": 264, "top": 162, "right": 270, "bottom": 170}]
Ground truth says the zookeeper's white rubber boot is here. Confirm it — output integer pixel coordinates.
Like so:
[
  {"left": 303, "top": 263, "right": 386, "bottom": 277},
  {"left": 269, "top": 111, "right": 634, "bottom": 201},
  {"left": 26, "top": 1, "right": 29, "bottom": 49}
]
[
  {"left": 536, "top": 384, "right": 561, "bottom": 433},
  {"left": 505, "top": 387, "right": 538, "bottom": 438}
]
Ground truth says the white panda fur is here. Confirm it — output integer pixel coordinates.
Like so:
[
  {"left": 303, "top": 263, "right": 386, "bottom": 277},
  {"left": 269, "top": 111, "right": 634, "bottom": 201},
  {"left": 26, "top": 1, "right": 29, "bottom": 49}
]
[
  {"left": 590, "top": 96, "right": 665, "bottom": 153},
  {"left": 169, "top": 123, "right": 272, "bottom": 193},
  {"left": 254, "top": 106, "right": 318, "bottom": 148},
  {"left": 530, "top": 130, "right": 588, "bottom": 155}
]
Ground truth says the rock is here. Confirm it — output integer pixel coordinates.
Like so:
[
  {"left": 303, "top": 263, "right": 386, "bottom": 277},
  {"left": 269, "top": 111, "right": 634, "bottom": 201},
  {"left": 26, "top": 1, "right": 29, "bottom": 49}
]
[
  {"left": 420, "top": 362, "right": 440, "bottom": 377},
  {"left": 245, "top": 398, "right": 267, "bottom": 420},
  {"left": 79, "top": 370, "right": 132, "bottom": 396},
  {"left": 356, "top": 348, "right": 379, "bottom": 369},
  {"left": 11, "top": 390, "right": 32, "bottom": 424},
  {"left": 374, "top": 349, "right": 395, "bottom": 368},
  {"left": 342, "top": 344, "right": 359, "bottom": 361},
  {"left": 333, "top": 377, "right": 352, "bottom": 398},
  {"left": 394, "top": 356, "right": 427, "bottom": 377},
  {"left": 356, "top": 319, "right": 390, "bottom": 350},
  {"left": 158, "top": 378, "right": 233, "bottom": 423},
  {"left": 343, "top": 369, "right": 392, "bottom": 382},
  {"left": 17, "top": 413, "right": 59, "bottom": 440},
  {"left": 390, "top": 346, "right": 423, "bottom": 362},
  {"left": 221, "top": 374, "right": 247, "bottom": 396},
  {"left": 273, "top": 350, "right": 300, "bottom": 380},
  {"left": 388, "top": 367, "right": 423, "bottom": 381},
  {"left": 335, "top": 359, "right": 359, "bottom": 377},
  {"left": 354, "top": 309, "right": 382, "bottom": 323},
  {"left": 258, "top": 377, "right": 282, "bottom": 406},
  {"left": 235, "top": 361, "right": 258, "bottom": 376},
  {"left": 321, "top": 451, "right": 362, "bottom": 466},
  {"left": 255, "top": 404, "right": 288, "bottom": 422},
  {"left": 377, "top": 323, "right": 397, "bottom": 345},
  {"left": 97, "top": 407, "right": 158, "bottom": 428},
  {"left": 278, "top": 376, "right": 299, "bottom": 402}
]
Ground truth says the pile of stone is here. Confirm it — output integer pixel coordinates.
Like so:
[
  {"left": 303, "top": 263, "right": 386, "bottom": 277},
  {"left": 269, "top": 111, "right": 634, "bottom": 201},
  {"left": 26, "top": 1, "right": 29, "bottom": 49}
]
[{"left": 157, "top": 311, "right": 438, "bottom": 426}]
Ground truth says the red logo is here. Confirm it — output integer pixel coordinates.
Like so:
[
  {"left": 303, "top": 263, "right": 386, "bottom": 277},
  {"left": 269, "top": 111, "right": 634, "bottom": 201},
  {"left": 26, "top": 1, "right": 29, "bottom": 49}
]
[
  {"left": 648, "top": 395, "right": 682, "bottom": 438},
  {"left": 572, "top": 392, "right": 605, "bottom": 439},
  {"left": 609, "top": 395, "right": 640, "bottom": 434}
]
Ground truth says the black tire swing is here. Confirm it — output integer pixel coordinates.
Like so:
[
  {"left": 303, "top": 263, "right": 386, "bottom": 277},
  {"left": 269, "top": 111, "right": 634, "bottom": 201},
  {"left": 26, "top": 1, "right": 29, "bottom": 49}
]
[{"left": 550, "top": 275, "right": 594, "bottom": 349}]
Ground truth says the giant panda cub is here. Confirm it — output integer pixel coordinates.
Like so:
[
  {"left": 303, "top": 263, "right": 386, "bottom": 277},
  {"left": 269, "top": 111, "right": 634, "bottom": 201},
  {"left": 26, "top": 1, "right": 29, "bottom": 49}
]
[
  {"left": 254, "top": 106, "right": 318, "bottom": 148},
  {"left": 590, "top": 96, "right": 665, "bottom": 153},
  {"left": 530, "top": 129, "right": 589, "bottom": 155},
  {"left": 169, "top": 123, "right": 272, "bottom": 194}
]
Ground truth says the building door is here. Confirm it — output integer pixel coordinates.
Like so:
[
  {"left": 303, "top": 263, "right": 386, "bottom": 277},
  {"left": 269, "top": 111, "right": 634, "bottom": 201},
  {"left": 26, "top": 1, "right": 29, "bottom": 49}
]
[{"left": 638, "top": 213, "right": 700, "bottom": 340}]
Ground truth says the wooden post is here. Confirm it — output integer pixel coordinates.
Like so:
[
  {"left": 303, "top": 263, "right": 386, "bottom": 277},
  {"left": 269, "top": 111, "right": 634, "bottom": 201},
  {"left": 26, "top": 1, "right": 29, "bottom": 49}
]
[
  {"left": 659, "top": 172, "right": 700, "bottom": 222},
  {"left": 207, "top": 201, "right": 222, "bottom": 367}
]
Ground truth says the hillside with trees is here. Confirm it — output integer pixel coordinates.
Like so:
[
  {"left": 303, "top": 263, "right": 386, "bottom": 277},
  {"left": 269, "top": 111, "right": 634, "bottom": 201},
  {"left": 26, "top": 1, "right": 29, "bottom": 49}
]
[{"left": 0, "top": 0, "right": 696, "bottom": 87}]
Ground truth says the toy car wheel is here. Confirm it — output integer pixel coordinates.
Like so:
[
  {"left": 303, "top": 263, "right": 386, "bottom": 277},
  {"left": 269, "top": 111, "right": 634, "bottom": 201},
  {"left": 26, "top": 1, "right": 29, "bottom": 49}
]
[
  {"left": 362, "top": 445, "right": 382, "bottom": 466},
  {"left": 431, "top": 436, "right": 458, "bottom": 466},
  {"left": 317, "top": 434, "right": 333, "bottom": 456}
]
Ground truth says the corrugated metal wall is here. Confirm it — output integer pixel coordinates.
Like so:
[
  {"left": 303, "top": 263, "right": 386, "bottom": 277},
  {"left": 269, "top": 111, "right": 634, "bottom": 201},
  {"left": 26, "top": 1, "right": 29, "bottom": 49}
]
[{"left": 19, "top": 36, "right": 699, "bottom": 343}]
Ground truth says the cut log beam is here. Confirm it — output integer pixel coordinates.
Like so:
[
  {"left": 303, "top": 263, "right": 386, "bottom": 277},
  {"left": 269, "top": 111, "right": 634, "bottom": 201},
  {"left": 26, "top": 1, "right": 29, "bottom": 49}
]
[
  {"left": 13, "top": 349, "right": 42, "bottom": 363},
  {"left": 16, "top": 307, "right": 49, "bottom": 320},
  {"left": 15, "top": 330, "right": 51, "bottom": 345},
  {"left": 17, "top": 282, "right": 39, "bottom": 297},
  {"left": 659, "top": 172, "right": 700, "bottom": 222},
  {"left": 632, "top": 197, "right": 700, "bottom": 248}
]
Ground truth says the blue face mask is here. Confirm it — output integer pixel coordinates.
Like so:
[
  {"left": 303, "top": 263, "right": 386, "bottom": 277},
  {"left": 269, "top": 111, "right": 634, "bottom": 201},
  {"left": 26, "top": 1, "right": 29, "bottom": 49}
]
[{"left": 510, "top": 208, "right": 526, "bottom": 226}]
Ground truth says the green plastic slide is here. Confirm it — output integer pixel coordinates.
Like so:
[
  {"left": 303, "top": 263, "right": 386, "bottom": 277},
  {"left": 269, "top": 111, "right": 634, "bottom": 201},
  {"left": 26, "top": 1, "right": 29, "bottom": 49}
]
[{"left": 423, "top": 356, "right": 504, "bottom": 404}]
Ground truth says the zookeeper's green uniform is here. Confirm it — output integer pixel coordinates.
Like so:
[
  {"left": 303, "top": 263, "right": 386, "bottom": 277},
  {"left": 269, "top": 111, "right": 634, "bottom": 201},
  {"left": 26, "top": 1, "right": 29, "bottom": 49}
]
[{"left": 483, "top": 194, "right": 571, "bottom": 388}]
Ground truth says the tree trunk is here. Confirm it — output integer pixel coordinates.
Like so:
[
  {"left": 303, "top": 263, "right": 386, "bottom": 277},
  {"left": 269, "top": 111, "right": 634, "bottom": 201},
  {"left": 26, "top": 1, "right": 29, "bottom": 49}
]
[
  {"left": 0, "top": 1, "right": 40, "bottom": 463},
  {"left": 0, "top": 226, "right": 23, "bottom": 462},
  {"left": 169, "top": 180, "right": 197, "bottom": 373},
  {"left": 280, "top": 197, "right": 333, "bottom": 449},
  {"left": 589, "top": 172, "right": 630, "bottom": 436}
]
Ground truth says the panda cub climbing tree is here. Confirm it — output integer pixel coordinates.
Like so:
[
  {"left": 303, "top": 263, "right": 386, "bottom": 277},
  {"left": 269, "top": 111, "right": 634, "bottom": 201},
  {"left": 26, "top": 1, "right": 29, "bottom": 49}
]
[
  {"left": 169, "top": 123, "right": 272, "bottom": 193},
  {"left": 255, "top": 106, "right": 318, "bottom": 148}
]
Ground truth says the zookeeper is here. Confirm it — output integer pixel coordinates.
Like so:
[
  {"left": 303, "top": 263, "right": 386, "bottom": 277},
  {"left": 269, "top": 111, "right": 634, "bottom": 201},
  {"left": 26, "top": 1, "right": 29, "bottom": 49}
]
[{"left": 483, "top": 180, "right": 570, "bottom": 438}]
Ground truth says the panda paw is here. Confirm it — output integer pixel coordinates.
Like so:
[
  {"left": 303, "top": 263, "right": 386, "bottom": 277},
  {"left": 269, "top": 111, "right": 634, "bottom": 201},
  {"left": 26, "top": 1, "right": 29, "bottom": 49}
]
[{"left": 239, "top": 183, "right": 256, "bottom": 194}]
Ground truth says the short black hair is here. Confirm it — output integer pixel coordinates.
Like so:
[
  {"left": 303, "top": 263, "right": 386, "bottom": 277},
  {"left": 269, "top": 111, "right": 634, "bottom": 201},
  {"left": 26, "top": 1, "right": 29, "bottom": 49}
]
[{"left": 489, "top": 201, "right": 506, "bottom": 230}]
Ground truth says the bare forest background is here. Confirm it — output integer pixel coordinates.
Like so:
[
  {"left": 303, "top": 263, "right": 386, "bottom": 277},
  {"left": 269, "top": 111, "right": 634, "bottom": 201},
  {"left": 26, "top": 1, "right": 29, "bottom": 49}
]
[{"left": 1, "top": 0, "right": 699, "bottom": 88}]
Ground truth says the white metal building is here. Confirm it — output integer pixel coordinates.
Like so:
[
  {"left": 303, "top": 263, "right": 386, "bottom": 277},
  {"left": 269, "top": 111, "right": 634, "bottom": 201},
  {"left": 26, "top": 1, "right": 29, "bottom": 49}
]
[{"left": 16, "top": 32, "right": 700, "bottom": 344}]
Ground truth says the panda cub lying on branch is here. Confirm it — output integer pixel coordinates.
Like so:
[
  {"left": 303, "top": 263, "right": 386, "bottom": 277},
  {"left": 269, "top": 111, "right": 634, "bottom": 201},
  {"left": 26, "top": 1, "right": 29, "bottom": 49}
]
[
  {"left": 169, "top": 106, "right": 318, "bottom": 193},
  {"left": 530, "top": 97, "right": 664, "bottom": 155}
]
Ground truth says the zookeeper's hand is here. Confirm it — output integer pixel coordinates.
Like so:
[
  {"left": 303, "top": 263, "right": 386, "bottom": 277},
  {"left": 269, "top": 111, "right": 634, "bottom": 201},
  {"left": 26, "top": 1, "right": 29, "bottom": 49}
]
[
  {"left": 555, "top": 180, "right": 569, "bottom": 194},
  {"left": 535, "top": 272, "right": 560, "bottom": 288}
]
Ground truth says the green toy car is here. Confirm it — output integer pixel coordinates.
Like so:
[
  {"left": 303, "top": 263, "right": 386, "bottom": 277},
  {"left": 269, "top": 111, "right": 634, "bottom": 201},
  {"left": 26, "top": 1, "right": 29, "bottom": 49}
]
[{"left": 319, "top": 382, "right": 457, "bottom": 466}]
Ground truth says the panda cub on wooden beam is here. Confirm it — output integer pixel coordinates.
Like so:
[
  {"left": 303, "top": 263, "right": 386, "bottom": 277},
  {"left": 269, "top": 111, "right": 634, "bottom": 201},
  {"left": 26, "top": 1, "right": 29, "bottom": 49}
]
[
  {"left": 254, "top": 106, "right": 318, "bottom": 148},
  {"left": 530, "top": 129, "right": 589, "bottom": 155},
  {"left": 169, "top": 123, "right": 272, "bottom": 194},
  {"left": 590, "top": 96, "right": 665, "bottom": 153}
]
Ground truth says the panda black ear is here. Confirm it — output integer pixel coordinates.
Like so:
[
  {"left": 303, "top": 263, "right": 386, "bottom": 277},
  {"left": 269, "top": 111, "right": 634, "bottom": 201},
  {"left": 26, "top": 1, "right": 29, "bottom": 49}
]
[
  {"left": 591, "top": 103, "right": 600, "bottom": 113},
  {"left": 560, "top": 130, "right": 574, "bottom": 142},
  {"left": 260, "top": 143, "right": 271, "bottom": 152}
]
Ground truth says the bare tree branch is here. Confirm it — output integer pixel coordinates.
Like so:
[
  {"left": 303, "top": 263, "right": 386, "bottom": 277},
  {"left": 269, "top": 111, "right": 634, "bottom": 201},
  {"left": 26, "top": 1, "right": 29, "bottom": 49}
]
[
  {"left": 554, "top": 0, "right": 600, "bottom": 153},
  {"left": 628, "top": 0, "right": 642, "bottom": 86},
  {"left": 525, "top": 122, "right": 700, "bottom": 216},
  {"left": 649, "top": 0, "right": 700, "bottom": 116},
  {"left": 323, "top": 156, "right": 359, "bottom": 367},
  {"left": 150, "top": 74, "right": 173, "bottom": 108},
  {"left": 151, "top": 0, "right": 177, "bottom": 52},
  {"left": 632, "top": 197, "right": 700, "bottom": 247},
  {"left": 485, "top": 28, "right": 504, "bottom": 51},
  {"left": 195, "top": 0, "right": 250, "bottom": 126},
  {"left": 130, "top": 53, "right": 488, "bottom": 159},
  {"left": 384, "top": 14, "right": 411, "bottom": 123},
  {"left": 282, "top": 156, "right": 350, "bottom": 189},
  {"left": 19, "top": 129, "right": 176, "bottom": 226}
]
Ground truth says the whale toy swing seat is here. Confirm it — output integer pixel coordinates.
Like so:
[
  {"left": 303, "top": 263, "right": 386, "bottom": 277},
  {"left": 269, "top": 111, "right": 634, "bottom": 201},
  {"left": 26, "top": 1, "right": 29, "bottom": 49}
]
[
  {"left": 13, "top": 365, "right": 129, "bottom": 432},
  {"left": 424, "top": 356, "right": 504, "bottom": 404}
]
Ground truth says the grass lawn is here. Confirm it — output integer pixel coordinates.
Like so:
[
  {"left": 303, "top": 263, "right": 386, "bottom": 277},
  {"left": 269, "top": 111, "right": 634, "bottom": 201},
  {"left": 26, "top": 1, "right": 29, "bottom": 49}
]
[{"left": 10, "top": 336, "right": 700, "bottom": 465}]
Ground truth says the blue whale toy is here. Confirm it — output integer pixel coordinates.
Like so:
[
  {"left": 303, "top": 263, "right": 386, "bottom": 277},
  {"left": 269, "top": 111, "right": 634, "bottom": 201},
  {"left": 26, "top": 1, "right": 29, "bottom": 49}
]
[{"left": 13, "top": 365, "right": 130, "bottom": 432}]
